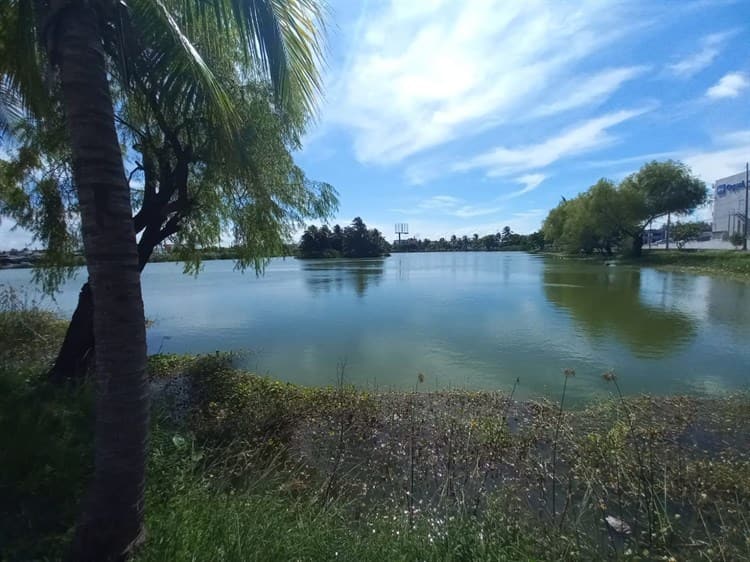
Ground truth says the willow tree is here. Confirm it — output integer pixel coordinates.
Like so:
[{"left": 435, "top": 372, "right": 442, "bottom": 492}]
[
  {"left": 0, "top": 0, "right": 329, "bottom": 559},
  {"left": 542, "top": 161, "right": 707, "bottom": 256}
]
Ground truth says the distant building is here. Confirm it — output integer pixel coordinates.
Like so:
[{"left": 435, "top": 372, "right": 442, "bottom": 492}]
[{"left": 712, "top": 170, "right": 748, "bottom": 238}]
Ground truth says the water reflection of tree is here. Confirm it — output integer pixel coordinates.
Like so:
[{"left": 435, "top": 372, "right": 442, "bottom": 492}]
[
  {"left": 543, "top": 265, "right": 696, "bottom": 357},
  {"left": 302, "top": 258, "right": 385, "bottom": 297},
  {"left": 707, "top": 278, "right": 750, "bottom": 330}
]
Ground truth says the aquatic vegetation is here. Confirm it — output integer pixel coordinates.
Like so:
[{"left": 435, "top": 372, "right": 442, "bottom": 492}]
[{"left": 3, "top": 305, "right": 749, "bottom": 560}]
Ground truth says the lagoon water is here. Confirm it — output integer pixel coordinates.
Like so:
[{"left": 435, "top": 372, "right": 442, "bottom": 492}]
[{"left": 2, "top": 252, "right": 749, "bottom": 401}]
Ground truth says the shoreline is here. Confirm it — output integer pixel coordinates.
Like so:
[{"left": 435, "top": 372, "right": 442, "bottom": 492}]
[
  {"left": 3, "top": 297, "right": 750, "bottom": 560},
  {"left": 543, "top": 249, "right": 750, "bottom": 280}
]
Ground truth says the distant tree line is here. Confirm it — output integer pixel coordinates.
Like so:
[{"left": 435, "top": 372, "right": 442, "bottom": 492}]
[
  {"left": 299, "top": 217, "right": 390, "bottom": 258},
  {"left": 392, "top": 226, "right": 545, "bottom": 253},
  {"left": 542, "top": 161, "right": 708, "bottom": 256}
]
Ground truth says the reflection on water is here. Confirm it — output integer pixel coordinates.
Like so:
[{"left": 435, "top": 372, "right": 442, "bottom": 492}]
[
  {"left": 543, "top": 266, "right": 696, "bottom": 358},
  {"left": 301, "top": 258, "right": 385, "bottom": 296},
  {"left": 1, "top": 252, "right": 748, "bottom": 399}
]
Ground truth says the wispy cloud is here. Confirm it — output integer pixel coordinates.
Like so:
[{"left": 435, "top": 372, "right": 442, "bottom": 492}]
[
  {"left": 393, "top": 194, "right": 505, "bottom": 219},
  {"left": 502, "top": 174, "right": 547, "bottom": 199},
  {"left": 683, "top": 130, "right": 750, "bottom": 180},
  {"left": 453, "top": 108, "right": 651, "bottom": 177},
  {"left": 583, "top": 129, "right": 750, "bottom": 182},
  {"left": 667, "top": 31, "right": 735, "bottom": 78},
  {"left": 530, "top": 66, "right": 648, "bottom": 118},
  {"left": 419, "top": 195, "right": 463, "bottom": 211},
  {"left": 582, "top": 151, "right": 681, "bottom": 169},
  {"left": 706, "top": 72, "right": 749, "bottom": 99},
  {"left": 327, "top": 1, "right": 643, "bottom": 165}
]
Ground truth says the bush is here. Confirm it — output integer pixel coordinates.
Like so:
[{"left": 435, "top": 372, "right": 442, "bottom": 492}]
[{"left": 729, "top": 231, "right": 746, "bottom": 248}]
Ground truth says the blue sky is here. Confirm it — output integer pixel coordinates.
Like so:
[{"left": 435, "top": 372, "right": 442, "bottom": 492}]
[
  {"left": 2, "top": 0, "right": 749, "bottom": 248},
  {"left": 294, "top": 0, "right": 750, "bottom": 240}
]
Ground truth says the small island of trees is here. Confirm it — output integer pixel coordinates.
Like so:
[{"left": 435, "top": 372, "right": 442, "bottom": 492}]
[{"left": 298, "top": 217, "right": 391, "bottom": 258}]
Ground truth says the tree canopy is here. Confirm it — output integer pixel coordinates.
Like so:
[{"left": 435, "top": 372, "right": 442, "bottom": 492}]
[
  {"left": 1, "top": 35, "right": 337, "bottom": 293},
  {"left": 542, "top": 161, "right": 708, "bottom": 256},
  {"left": 0, "top": 1, "right": 332, "bottom": 557},
  {"left": 299, "top": 218, "right": 390, "bottom": 258},
  {"left": 392, "top": 228, "right": 545, "bottom": 253}
]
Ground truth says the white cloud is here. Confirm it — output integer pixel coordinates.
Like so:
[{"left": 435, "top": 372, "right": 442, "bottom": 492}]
[
  {"left": 419, "top": 195, "right": 463, "bottom": 211},
  {"left": 684, "top": 142, "right": 750, "bottom": 182},
  {"left": 453, "top": 205, "right": 505, "bottom": 218},
  {"left": 503, "top": 174, "right": 547, "bottom": 199},
  {"left": 706, "top": 72, "right": 749, "bottom": 99},
  {"left": 584, "top": 129, "right": 750, "bottom": 183},
  {"left": 582, "top": 151, "right": 681, "bottom": 169},
  {"left": 530, "top": 66, "right": 648, "bottom": 118},
  {"left": 327, "top": 0, "right": 642, "bottom": 165},
  {"left": 668, "top": 31, "right": 734, "bottom": 78},
  {"left": 396, "top": 195, "right": 505, "bottom": 219},
  {"left": 517, "top": 174, "right": 546, "bottom": 192},
  {"left": 454, "top": 108, "right": 650, "bottom": 177}
]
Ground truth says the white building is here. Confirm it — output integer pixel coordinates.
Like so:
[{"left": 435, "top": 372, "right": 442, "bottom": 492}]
[{"left": 712, "top": 170, "right": 748, "bottom": 238}]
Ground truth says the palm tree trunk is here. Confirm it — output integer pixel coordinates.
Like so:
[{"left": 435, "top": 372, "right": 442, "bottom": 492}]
[
  {"left": 48, "top": 224, "right": 173, "bottom": 383},
  {"left": 50, "top": 5, "right": 149, "bottom": 560},
  {"left": 48, "top": 282, "right": 95, "bottom": 382}
]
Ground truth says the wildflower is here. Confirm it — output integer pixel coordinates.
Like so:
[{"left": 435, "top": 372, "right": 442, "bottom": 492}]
[
  {"left": 602, "top": 370, "right": 617, "bottom": 382},
  {"left": 563, "top": 368, "right": 576, "bottom": 378},
  {"left": 418, "top": 372, "right": 425, "bottom": 384}
]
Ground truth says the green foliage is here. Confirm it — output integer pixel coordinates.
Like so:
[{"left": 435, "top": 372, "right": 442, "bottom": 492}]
[
  {"left": 0, "top": 285, "right": 67, "bottom": 370},
  {"left": 670, "top": 220, "right": 708, "bottom": 249},
  {"left": 0, "top": 113, "right": 81, "bottom": 292},
  {"left": 543, "top": 161, "right": 708, "bottom": 256},
  {"left": 3, "top": 310, "right": 750, "bottom": 561},
  {"left": 1, "top": 0, "right": 334, "bottom": 291},
  {"left": 299, "top": 217, "right": 390, "bottom": 258},
  {"left": 391, "top": 228, "right": 545, "bottom": 253},
  {"left": 542, "top": 181, "right": 625, "bottom": 255},
  {"left": 729, "top": 231, "right": 746, "bottom": 248},
  {"left": 0, "top": 370, "right": 94, "bottom": 560},
  {"left": 621, "top": 160, "right": 708, "bottom": 219},
  {"left": 0, "top": 293, "right": 93, "bottom": 559},
  {"left": 639, "top": 249, "right": 750, "bottom": 277}
]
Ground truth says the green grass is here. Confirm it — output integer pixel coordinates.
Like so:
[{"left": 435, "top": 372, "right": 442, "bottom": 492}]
[
  {"left": 139, "top": 431, "right": 542, "bottom": 562},
  {"left": 3, "top": 299, "right": 750, "bottom": 561},
  {"left": 633, "top": 249, "right": 750, "bottom": 278},
  {"left": 546, "top": 249, "right": 750, "bottom": 279}
]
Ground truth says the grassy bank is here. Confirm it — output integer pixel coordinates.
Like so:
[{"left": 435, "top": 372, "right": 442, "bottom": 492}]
[
  {"left": 2, "top": 304, "right": 750, "bottom": 560},
  {"left": 546, "top": 249, "right": 750, "bottom": 279},
  {"left": 632, "top": 250, "right": 750, "bottom": 278}
]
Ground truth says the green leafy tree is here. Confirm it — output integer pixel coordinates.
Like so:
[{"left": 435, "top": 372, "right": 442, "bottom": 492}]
[
  {"left": 501, "top": 225, "right": 512, "bottom": 242},
  {"left": 4, "top": 23, "right": 336, "bottom": 383},
  {"left": 619, "top": 161, "right": 707, "bottom": 256},
  {"left": 671, "top": 221, "right": 706, "bottom": 249},
  {"left": 299, "top": 218, "right": 389, "bottom": 258},
  {"left": 542, "top": 162, "right": 707, "bottom": 256},
  {"left": 1, "top": 0, "right": 328, "bottom": 558}
]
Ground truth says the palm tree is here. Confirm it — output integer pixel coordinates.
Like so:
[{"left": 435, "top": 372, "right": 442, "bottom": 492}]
[{"left": 1, "top": 1, "right": 326, "bottom": 559}]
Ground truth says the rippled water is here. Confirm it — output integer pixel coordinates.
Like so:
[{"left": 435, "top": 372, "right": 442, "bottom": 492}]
[{"left": 2, "top": 252, "right": 749, "bottom": 400}]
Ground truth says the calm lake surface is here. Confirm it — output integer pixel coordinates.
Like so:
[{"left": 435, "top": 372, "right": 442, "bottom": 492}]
[{"left": 2, "top": 252, "right": 749, "bottom": 401}]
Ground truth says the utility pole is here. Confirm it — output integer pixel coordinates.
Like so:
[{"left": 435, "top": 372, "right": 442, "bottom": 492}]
[{"left": 744, "top": 162, "right": 749, "bottom": 251}]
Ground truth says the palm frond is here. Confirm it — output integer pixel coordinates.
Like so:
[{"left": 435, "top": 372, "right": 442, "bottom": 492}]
[
  {"left": 0, "top": 0, "right": 51, "bottom": 130},
  {"left": 116, "top": 0, "right": 239, "bottom": 138},
  {"left": 173, "top": 0, "right": 327, "bottom": 118}
]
